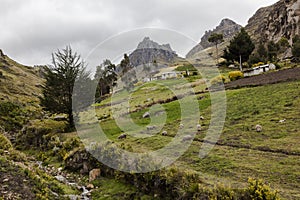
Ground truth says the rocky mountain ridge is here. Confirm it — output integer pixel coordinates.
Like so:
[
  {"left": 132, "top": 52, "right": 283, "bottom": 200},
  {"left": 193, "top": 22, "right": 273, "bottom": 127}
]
[
  {"left": 186, "top": 18, "right": 242, "bottom": 58},
  {"left": 129, "top": 37, "right": 179, "bottom": 67},
  {"left": 245, "top": 0, "right": 300, "bottom": 44}
]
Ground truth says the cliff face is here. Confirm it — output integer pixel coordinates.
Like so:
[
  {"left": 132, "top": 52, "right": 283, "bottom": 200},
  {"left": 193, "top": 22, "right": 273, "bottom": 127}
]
[
  {"left": 186, "top": 18, "right": 241, "bottom": 58},
  {"left": 245, "top": 0, "right": 300, "bottom": 44},
  {"left": 129, "top": 37, "right": 178, "bottom": 67}
]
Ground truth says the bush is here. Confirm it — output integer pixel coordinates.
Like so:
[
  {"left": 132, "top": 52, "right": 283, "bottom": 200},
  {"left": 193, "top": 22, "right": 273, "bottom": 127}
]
[
  {"left": 16, "top": 119, "right": 67, "bottom": 150},
  {"left": 252, "top": 62, "right": 265, "bottom": 67},
  {"left": 0, "top": 133, "right": 12, "bottom": 150},
  {"left": 228, "top": 71, "right": 244, "bottom": 81},
  {"left": 246, "top": 178, "right": 279, "bottom": 200},
  {"left": 210, "top": 75, "right": 226, "bottom": 85}
]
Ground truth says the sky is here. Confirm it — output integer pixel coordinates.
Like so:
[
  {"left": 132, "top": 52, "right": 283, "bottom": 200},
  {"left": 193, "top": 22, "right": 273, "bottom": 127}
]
[{"left": 0, "top": 0, "right": 279, "bottom": 72}]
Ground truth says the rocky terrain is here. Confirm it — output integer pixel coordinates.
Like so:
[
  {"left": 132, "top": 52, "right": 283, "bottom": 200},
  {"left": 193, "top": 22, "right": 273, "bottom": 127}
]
[
  {"left": 245, "top": 0, "right": 300, "bottom": 45},
  {"left": 186, "top": 18, "right": 242, "bottom": 58},
  {"left": 187, "top": 0, "right": 300, "bottom": 62},
  {"left": 129, "top": 37, "right": 181, "bottom": 67}
]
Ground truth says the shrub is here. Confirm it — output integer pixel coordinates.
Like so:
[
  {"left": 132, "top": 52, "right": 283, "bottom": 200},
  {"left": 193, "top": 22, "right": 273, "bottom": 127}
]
[
  {"left": 252, "top": 62, "right": 265, "bottom": 67},
  {"left": 16, "top": 119, "right": 67, "bottom": 150},
  {"left": 0, "top": 133, "right": 12, "bottom": 150},
  {"left": 210, "top": 75, "right": 226, "bottom": 85},
  {"left": 228, "top": 71, "right": 244, "bottom": 81},
  {"left": 246, "top": 178, "right": 279, "bottom": 200}
]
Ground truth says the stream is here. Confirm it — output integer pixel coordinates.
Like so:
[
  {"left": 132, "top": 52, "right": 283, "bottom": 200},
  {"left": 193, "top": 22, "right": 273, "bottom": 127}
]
[{"left": 36, "top": 161, "right": 91, "bottom": 200}]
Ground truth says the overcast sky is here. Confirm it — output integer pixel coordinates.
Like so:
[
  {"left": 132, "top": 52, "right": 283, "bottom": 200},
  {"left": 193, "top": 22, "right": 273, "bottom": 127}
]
[{"left": 0, "top": 0, "right": 278, "bottom": 72}]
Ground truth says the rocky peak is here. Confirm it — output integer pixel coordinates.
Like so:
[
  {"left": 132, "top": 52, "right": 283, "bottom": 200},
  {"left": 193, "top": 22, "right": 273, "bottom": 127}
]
[
  {"left": 186, "top": 18, "right": 241, "bottom": 58},
  {"left": 0, "top": 49, "right": 4, "bottom": 58},
  {"left": 137, "top": 37, "right": 175, "bottom": 53},
  {"left": 200, "top": 18, "right": 242, "bottom": 49},
  {"left": 219, "top": 18, "right": 238, "bottom": 27},
  {"left": 129, "top": 37, "right": 178, "bottom": 67}
]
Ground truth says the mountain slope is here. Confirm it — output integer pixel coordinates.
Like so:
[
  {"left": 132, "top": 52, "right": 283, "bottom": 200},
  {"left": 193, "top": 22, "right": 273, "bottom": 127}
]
[
  {"left": 186, "top": 18, "right": 241, "bottom": 58},
  {"left": 0, "top": 49, "right": 43, "bottom": 103},
  {"left": 245, "top": 0, "right": 300, "bottom": 44}
]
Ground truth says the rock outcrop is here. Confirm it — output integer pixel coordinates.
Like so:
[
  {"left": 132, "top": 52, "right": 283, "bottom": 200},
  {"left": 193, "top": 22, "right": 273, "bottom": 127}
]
[
  {"left": 245, "top": 0, "right": 300, "bottom": 44},
  {"left": 186, "top": 18, "right": 241, "bottom": 58},
  {"left": 129, "top": 37, "right": 179, "bottom": 67}
]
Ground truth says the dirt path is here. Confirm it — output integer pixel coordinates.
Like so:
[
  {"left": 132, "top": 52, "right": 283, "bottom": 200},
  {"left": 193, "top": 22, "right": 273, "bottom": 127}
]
[{"left": 225, "top": 67, "right": 300, "bottom": 89}]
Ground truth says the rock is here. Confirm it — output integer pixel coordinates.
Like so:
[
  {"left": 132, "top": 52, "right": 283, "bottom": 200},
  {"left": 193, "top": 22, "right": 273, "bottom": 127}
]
[
  {"left": 197, "top": 124, "right": 202, "bottom": 131},
  {"left": 182, "top": 135, "right": 193, "bottom": 142},
  {"left": 179, "top": 124, "right": 184, "bottom": 129},
  {"left": 162, "top": 131, "right": 167, "bottom": 136},
  {"left": 146, "top": 125, "right": 156, "bottom": 131},
  {"left": 279, "top": 119, "right": 286, "bottom": 123},
  {"left": 142, "top": 112, "right": 150, "bottom": 118},
  {"left": 228, "top": 64, "right": 237, "bottom": 68},
  {"left": 55, "top": 175, "right": 67, "bottom": 183},
  {"left": 86, "top": 184, "right": 94, "bottom": 190},
  {"left": 255, "top": 124, "right": 262, "bottom": 132},
  {"left": 0, "top": 49, "right": 4, "bottom": 57},
  {"left": 89, "top": 168, "right": 101, "bottom": 182},
  {"left": 118, "top": 133, "right": 127, "bottom": 139},
  {"left": 53, "top": 115, "right": 67, "bottom": 121}
]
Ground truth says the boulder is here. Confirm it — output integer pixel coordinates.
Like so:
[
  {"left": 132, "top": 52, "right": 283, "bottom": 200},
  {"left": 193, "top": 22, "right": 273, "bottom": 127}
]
[
  {"left": 142, "top": 112, "right": 150, "bottom": 118},
  {"left": 89, "top": 168, "right": 101, "bottom": 182}
]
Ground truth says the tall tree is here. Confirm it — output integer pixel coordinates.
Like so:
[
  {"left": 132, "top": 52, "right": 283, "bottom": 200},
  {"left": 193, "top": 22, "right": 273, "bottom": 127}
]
[
  {"left": 292, "top": 35, "right": 300, "bottom": 62},
  {"left": 40, "top": 46, "right": 90, "bottom": 128},
  {"left": 120, "top": 54, "right": 137, "bottom": 91},
  {"left": 94, "top": 59, "right": 117, "bottom": 99},
  {"left": 267, "top": 41, "right": 280, "bottom": 62},
  {"left": 208, "top": 33, "right": 224, "bottom": 65},
  {"left": 257, "top": 43, "right": 268, "bottom": 62},
  {"left": 223, "top": 28, "right": 255, "bottom": 70}
]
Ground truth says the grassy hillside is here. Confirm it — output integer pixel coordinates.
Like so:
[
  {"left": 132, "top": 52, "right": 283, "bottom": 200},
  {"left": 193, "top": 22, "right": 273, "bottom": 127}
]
[
  {"left": 0, "top": 51, "right": 43, "bottom": 103},
  {"left": 1, "top": 49, "right": 299, "bottom": 199},
  {"left": 88, "top": 72, "right": 300, "bottom": 199}
]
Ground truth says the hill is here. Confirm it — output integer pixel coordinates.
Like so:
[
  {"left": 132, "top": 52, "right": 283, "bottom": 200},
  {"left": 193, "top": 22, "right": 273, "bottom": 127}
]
[{"left": 0, "top": 49, "right": 43, "bottom": 103}]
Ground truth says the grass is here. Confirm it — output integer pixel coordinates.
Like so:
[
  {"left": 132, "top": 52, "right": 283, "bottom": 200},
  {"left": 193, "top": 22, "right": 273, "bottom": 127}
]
[
  {"left": 91, "top": 177, "right": 152, "bottom": 200},
  {"left": 90, "top": 78, "right": 300, "bottom": 199}
]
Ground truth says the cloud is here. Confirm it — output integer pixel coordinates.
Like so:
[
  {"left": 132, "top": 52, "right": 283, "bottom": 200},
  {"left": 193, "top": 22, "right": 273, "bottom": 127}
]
[{"left": 0, "top": 0, "right": 278, "bottom": 71}]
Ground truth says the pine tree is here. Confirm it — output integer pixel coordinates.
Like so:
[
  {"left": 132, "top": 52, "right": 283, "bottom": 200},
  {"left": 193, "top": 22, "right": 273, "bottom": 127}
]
[
  {"left": 292, "top": 35, "right": 300, "bottom": 62},
  {"left": 120, "top": 54, "right": 137, "bottom": 91},
  {"left": 40, "top": 46, "right": 91, "bottom": 128},
  {"left": 208, "top": 33, "right": 224, "bottom": 65},
  {"left": 223, "top": 28, "right": 255, "bottom": 70}
]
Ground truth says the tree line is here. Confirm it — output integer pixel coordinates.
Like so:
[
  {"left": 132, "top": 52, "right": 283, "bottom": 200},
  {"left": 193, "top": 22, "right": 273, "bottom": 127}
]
[{"left": 208, "top": 28, "right": 300, "bottom": 70}]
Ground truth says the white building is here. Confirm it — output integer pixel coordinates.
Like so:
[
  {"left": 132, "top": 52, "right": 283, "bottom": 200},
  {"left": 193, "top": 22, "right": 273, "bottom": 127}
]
[
  {"left": 243, "top": 63, "right": 276, "bottom": 77},
  {"left": 155, "top": 71, "right": 183, "bottom": 80}
]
